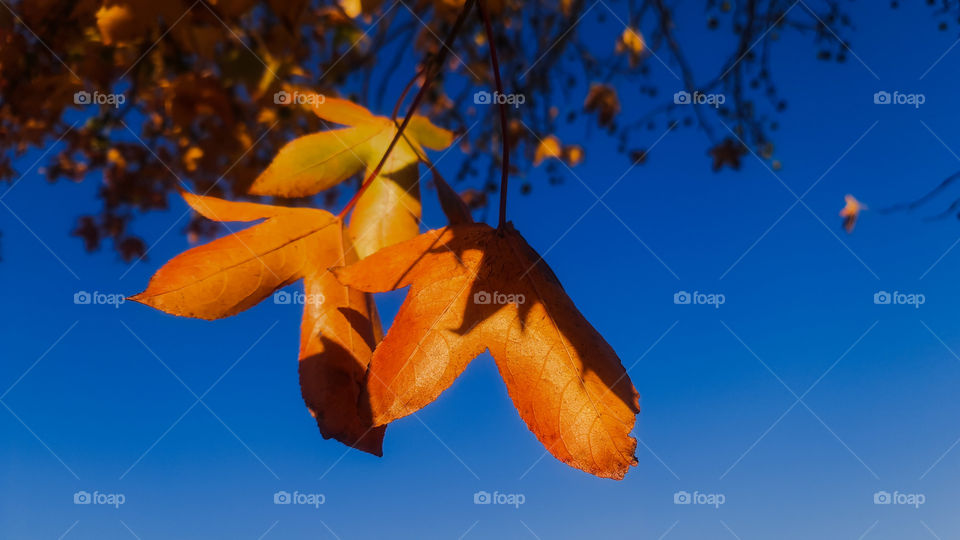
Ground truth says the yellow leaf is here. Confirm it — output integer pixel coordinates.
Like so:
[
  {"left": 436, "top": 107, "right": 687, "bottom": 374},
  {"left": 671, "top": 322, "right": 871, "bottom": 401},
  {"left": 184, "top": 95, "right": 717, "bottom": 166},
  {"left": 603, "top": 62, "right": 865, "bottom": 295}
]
[
  {"left": 96, "top": 4, "right": 138, "bottom": 46},
  {"left": 563, "top": 144, "right": 584, "bottom": 167},
  {"left": 248, "top": 125, "right": 380, "bottom": 197},
  {"left": 183, "top": 147, "right": 203, "bottom": 172},
  {"left": 250, "top": 97, "right": 452, "bottom": 199},
  {"left": 349, "top": 161, "right": 421, "bottom": 259},
  {"left": 107, "top": 148, "right": 127, "bottom": 170},
  {"left": 406, "top": 115, "right": 456, "bottom": 150},
  {"left": 533, "top": 135, "right": 563, "bottom": 166},
  {"left": 339, "top": 0, "right": 362, "bottom": 17},
  {"left": 616, "top": 27, "right": 644, "bottom": 56}
]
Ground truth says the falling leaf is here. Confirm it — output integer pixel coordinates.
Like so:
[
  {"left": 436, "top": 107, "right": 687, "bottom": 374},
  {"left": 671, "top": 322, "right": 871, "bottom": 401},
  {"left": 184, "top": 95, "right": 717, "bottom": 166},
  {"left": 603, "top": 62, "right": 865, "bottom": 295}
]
[
  {"left": 333, "top": 223, "right": 640, "bottom": 479},
  {"left": 533, "top": 135, "right": 563, "bottom": 166},
  {"left": 839, "top": 194, "right": 864, "bottom": 233},
  {"left": 130, "top": 192, "right": 385, "bottom": 454}
]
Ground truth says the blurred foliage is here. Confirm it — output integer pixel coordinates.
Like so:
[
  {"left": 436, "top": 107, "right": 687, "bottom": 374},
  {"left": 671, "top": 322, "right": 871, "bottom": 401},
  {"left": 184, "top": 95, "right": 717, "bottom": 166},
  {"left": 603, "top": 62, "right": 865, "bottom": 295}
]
[{"left": 0, "top": 0, "right": 926, "bottom": 260}]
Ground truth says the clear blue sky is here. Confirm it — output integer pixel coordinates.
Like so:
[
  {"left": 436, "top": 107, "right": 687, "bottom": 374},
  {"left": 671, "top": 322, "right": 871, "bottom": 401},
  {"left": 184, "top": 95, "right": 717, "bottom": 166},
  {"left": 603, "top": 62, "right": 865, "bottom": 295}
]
[{"left": 4, "top": 2, "right": 960, "bottom": 538}]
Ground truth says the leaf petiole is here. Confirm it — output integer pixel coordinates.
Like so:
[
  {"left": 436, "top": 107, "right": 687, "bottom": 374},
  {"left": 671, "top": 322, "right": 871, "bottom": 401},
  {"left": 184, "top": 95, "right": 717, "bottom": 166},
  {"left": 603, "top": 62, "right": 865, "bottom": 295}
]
[{"left": 338, "top": 0, "right": 478, "bottom": 220}]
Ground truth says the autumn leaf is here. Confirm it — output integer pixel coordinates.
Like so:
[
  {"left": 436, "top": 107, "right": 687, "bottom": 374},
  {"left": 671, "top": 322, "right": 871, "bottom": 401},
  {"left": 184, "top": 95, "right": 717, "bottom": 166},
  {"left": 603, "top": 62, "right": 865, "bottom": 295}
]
[
  {"left": 249, "top": 96, "right": 455, "bottom": 257},
  {"left": 533, "top": 135, "right": 562, "bottom": 166},
  {"left": 338, "top": 0, "right": 385, "bottom": 19},
  {"left": 839, "top": 194, "right": 864, "bottom": 233},
  {"left": 708, "top": 138, "right": 746, "bottom": 171},
  {"left": 615, "top": 28, "right": 645, "bottom": 67},
  {"left": 563, "top": 144, "right": 585, "bottom": 166},
  {"left": 96, "top": 4, "right": 138, "bottom": 46},
  {"left": 130, "top": 192, "right": 385, "bottom": 454},
  {"left": 333, "top": 223, "right": 640, "bottom": 479},
  {"left": 584, "top": 83, "right": 621, "bottom": 128},
  {"left": 95, "top": 1, "right": 188, "bottom": 47}
]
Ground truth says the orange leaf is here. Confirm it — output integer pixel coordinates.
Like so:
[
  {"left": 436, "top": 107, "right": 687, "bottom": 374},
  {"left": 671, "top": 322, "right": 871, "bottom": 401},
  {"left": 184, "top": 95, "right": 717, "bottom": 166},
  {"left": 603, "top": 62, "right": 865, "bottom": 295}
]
[
  {"left": 348, "top": 161, "right": 422, "bottom": 258},
  {"left": 131, "top": 192, "right": 385, "bottom": 454},
  {"left": 298, "top": 225, "right": 385, "bottom": 455},
  {"left": 563, "top": 144, "right": 584, "bottom": 167},
  {"left": 533, "top": 135, "right": 563, "bottom": 166},
  {"left": 615, "top": 27, "right": 645, "bottom": 67},
  {"left": 333, "top": 223, "right": 640, "bottom": 479}
]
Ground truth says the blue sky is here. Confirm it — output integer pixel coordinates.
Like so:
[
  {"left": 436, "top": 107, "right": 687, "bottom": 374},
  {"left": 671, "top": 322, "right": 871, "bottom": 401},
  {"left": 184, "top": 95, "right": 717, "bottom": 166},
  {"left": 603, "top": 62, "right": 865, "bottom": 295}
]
[{"left": 4, "top": 1, "right": 960, "bottom": 538}]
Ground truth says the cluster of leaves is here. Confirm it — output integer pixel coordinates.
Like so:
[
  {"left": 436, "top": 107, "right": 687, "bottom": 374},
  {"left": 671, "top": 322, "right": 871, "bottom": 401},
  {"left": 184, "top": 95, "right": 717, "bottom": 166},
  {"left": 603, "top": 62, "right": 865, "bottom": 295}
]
[
  {"left": 0, "top": 0, "right": 871, "bottom": 259},
  {"left": 131, "top": 96, "right": 640, "bottom": 479}
]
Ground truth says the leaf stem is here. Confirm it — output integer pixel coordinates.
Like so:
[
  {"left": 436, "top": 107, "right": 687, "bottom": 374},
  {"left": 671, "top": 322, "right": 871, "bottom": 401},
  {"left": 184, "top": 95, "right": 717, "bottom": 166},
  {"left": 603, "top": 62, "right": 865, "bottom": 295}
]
[
  {"left": 338, "top": 0, "right": 476, "bottom": 220},
  {"left": 392, "top": 67, "right": 425, "bottom": 122},
  {"left": 477, "top": 0, "right": 510, "bottom": 229}
]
